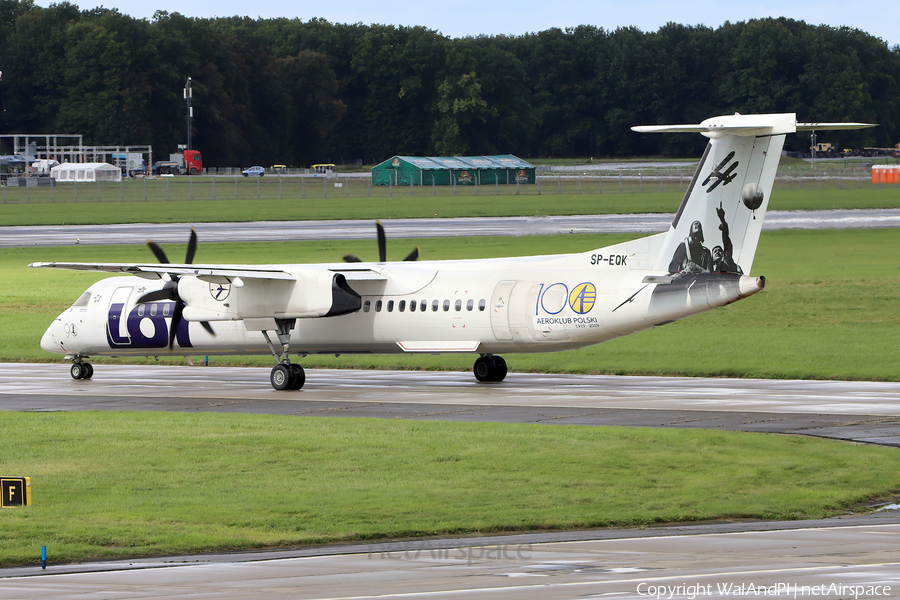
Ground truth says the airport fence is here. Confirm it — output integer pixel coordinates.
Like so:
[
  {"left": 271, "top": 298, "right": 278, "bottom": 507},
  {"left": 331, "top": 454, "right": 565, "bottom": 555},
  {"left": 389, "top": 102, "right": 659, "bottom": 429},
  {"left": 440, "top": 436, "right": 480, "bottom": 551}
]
[{"left": 0, "top": 163, "right": 894, "bottom": 206}]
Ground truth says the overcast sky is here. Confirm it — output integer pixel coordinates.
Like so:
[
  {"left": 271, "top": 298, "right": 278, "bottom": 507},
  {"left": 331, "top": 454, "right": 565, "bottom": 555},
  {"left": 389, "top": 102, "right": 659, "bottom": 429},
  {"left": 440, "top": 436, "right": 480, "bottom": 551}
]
[{"left": 34, "top": 0, "right": 899, "bottom": 48}]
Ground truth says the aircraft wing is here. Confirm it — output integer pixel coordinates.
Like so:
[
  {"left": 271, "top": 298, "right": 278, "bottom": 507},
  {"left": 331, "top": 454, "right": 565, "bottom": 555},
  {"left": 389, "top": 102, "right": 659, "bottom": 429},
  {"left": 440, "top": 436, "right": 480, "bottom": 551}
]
[
  {"left": 29, "top": 261, "right": 390, "bottom": 284},
  {"left": 28, "top": 261, "right": 297, "bottom": 281}
]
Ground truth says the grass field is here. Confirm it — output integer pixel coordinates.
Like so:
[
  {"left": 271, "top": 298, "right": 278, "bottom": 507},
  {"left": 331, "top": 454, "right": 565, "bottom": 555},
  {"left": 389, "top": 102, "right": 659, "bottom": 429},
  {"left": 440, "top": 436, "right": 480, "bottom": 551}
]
[
  {"left": 0, "top": 179, "right": 898, "bottom": 225},
  {"left": 4, "top": 227, "right": 899, "bottom": 380},
  {"left": 0, "top": 411, "right": 897, "bottom": 566}
]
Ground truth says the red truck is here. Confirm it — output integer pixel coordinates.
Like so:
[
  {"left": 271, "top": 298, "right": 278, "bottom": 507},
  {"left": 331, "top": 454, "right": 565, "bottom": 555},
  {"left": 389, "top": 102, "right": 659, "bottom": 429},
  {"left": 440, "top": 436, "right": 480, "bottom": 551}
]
[{"left": 155, "top": 149, "right": 203, "bottom": 175}]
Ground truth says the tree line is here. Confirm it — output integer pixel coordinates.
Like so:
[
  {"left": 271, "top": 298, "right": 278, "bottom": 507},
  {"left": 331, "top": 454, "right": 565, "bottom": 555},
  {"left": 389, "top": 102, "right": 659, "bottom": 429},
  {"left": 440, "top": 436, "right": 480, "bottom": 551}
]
[{"left": 1, "top": 1, "right": 898, "bottom": 166}]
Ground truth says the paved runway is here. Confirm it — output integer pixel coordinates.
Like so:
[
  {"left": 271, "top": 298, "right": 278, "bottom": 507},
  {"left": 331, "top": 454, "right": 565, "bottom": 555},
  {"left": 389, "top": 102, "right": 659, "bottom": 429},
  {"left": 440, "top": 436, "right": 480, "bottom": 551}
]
[
  {"left": 3, "top": 363, "right": 900, "bottom": 447},
  {"left": 2, "top": 514, "right": 899, "bottom": 598},
  {"left": 3, "top": 209, "right": 900, "bottom": 247}
]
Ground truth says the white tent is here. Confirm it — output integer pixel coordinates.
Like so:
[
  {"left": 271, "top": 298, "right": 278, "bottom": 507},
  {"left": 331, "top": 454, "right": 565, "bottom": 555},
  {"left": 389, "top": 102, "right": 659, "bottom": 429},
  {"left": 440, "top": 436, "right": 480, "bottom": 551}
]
[{"left": 51, "top": 162, "right": 122, "bottom": 183}]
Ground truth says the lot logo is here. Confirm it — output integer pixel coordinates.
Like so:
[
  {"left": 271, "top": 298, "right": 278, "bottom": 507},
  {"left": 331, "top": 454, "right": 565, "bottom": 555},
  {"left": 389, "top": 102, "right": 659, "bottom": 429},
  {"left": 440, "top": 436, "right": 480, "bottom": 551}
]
[
  {"left": 457, "top": 171, "right": 473, "bottom": 184},
  {"left": 107, "top": 302, "right": 192, "bottom": 348},
  {"left": 568, "top": 282, "right": 596, "bottom": 314},
  {"left": 515, "top": 169, "right": 529, "bottom": 183}
]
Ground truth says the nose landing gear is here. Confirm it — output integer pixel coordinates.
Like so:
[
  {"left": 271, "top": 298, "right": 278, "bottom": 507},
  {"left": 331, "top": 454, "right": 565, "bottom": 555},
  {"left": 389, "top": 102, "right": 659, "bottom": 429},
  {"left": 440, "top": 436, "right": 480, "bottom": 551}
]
[{"left": 70, "top": 358, "right": 93, "bottom": 380}]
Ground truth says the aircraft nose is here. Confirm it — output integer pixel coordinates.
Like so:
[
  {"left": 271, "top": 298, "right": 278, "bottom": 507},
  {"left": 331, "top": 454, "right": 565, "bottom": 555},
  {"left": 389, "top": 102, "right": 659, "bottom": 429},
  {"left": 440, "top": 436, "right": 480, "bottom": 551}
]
[{"left": 40, "top": 319, "right": 65, "bottom": 353}]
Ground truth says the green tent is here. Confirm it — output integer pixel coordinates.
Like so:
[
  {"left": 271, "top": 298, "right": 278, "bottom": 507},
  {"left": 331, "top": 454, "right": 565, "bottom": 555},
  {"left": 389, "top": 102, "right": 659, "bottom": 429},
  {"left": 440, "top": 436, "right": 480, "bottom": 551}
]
[{"left": 372, "top": 155, "right": 535, "bottom": 186}]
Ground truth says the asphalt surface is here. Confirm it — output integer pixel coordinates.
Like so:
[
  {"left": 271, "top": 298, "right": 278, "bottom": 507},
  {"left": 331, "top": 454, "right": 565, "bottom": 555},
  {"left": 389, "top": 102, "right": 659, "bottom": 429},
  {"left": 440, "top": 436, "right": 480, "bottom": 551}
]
[
  {"left": 3, "top": 364, "right": 900, "bottom": 446},
  {"left": 3, "top": 209, "right": 900, "bottom": 248}
]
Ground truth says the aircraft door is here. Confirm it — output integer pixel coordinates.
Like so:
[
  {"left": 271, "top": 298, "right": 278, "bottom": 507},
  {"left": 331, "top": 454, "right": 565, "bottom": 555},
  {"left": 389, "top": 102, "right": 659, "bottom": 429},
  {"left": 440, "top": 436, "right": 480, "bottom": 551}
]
[{"left": 489, "top": 281, "right": 515, "bottom": 340}]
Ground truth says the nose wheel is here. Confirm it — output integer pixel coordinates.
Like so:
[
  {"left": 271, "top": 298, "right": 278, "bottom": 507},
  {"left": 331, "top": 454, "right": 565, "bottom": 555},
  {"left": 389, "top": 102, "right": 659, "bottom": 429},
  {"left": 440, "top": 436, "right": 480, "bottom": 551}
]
[
  {"left": 473, "top": 355, "right": 507, "bottom": 382},
  {"left": 70, "top": 360, "right": 93, "bottom": 380}
]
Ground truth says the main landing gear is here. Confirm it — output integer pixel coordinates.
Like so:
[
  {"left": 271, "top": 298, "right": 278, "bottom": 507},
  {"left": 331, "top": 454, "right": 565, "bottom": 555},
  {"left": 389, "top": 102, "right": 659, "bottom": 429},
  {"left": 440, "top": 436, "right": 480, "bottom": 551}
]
[
  {"left": 473, "top": 354, "right": 507, "bottom": 383},
  {"left": 261, "top": 318, "right": 305, "bottom": 391},
  {"left": 69, "top": 357, "right": 93, "bottom": 380}
]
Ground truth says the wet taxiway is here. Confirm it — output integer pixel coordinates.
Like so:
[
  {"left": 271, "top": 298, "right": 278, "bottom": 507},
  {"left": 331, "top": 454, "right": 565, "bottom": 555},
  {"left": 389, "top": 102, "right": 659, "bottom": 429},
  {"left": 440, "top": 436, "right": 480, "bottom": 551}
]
[
  {"left": 2, "top": 363, "right": 900, "bottom": 446},
  {"left": 2, "top": 514, "right": 899, "bottom": 598},
  {"left": 3, "top": 209, "right": 900, "bottom": 248}
]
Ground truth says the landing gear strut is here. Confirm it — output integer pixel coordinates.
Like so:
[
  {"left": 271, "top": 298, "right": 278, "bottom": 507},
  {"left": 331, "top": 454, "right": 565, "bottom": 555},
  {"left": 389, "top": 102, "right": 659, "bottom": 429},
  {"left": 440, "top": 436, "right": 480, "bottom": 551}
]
[
  {"left": 70, "top": 357, "right": 93, "bottom": 380},
  {"left": 473, "top": 354, "right": 507, "bottom": 383},
  {"left": 261, "top": 319, "right": 305, "bottom": 391}
]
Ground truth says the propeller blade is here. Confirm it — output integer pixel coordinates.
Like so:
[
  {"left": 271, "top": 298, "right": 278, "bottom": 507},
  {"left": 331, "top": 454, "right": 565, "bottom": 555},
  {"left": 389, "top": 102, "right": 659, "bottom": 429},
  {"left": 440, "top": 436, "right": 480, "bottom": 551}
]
[
  {"left": 136, "top": 287, "right": 177, "bottom": 304},
  {"left": 147, "top": 241, "right": 170, "bottom": 264},
  {"left": 376, "top": 221, "right": 387, "bottom": 263},
  {"left": 403, "top": 247, "right": 419, "bottom": 261},
  {"left": 168, "top": 302, "right": 183, "bottom": 350},
  {"left": 185, "top": 228, "right": 198, "bottom": 265},
  {"left": 342, "top": 254, "right": 362, "bottom": 263},
  {"left": 199, "top": 321, "right": 216, "bottom": 336}
]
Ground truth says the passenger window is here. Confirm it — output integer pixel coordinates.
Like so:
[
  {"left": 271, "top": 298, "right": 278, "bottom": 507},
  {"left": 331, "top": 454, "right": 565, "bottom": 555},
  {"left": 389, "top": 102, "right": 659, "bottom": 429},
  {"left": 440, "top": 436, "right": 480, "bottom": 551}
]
[
  {"left": 421, "top": 300, "right": 428, "bottom": 312},
  {"left": 479, "top": 299, "right": 486, "bottom": 311},
  {"left": 150, "top": 304, "right": 158, "bottom": 316},
  {"left": 410, "top": 300, "right": 416, "bottom": 312},
  {"left": 467, "top": 299, "right": 474, "bottom": 311},
  {"left": 163, "top": 303, "right": 171, "bottom": 316},
  {"left": 387, "top": 300, "right": 394, "bottom": 312},
  {"left": 364, "top": 300, "right": 371, "bottom": 312},
  {"left": 455, "top": 300, "right": 462, "bottom": 311},
  {"left": 376, "top": 300, "right": 383, "bottom": 312},
  {"left": 432, "top": 300, "right": 439, "bottom": 311},
  {"left": 138, "top": 304, "right": 145, "bottom": 317},
  {"left": 443, "top": 300, "right": 450, "bottom": 311},
  {"left": 399, "top": 300, "right": 406, "bottom": 312}
]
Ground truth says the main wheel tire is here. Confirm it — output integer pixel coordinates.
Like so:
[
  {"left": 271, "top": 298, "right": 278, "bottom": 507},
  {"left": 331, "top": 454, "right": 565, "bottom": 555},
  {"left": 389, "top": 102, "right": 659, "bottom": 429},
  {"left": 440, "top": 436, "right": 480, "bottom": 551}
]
[
  {"left": 82, "top": 362, "right": 94, "bottom": 380},
  {"left": 70, "top": 363, "right": 84, "bottom": 380},
  {"left": 492, "top": 356, "right": 508, "bottom": 381},
  {"left": 473, "top": 356, "right": 497, "bottom": 382},
  {"left": 289, "top": 364, "right": 305, "bottom": 390},
  {"left": 270, "top": 364, "right": 293, "bottom": 391}
]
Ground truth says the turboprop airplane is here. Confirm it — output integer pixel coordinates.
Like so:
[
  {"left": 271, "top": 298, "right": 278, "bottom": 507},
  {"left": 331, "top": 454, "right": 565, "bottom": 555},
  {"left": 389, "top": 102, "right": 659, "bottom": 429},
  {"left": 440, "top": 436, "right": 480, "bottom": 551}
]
[{"left": 31, "top": 113, "right": 874, "bottom": 390}]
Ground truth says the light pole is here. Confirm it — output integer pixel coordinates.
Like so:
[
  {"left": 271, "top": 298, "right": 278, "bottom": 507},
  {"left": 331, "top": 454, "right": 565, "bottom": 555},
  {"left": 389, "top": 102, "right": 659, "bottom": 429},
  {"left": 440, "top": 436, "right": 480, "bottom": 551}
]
[{"left": 184, "top": 76, "right": 193, "bottom": 150}]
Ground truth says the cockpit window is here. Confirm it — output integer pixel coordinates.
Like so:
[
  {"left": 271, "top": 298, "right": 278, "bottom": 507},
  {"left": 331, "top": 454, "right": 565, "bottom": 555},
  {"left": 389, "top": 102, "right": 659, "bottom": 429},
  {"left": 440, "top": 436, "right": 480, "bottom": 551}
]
[{"left": 71, "top": 291, "right": 91, "bottom": 307}]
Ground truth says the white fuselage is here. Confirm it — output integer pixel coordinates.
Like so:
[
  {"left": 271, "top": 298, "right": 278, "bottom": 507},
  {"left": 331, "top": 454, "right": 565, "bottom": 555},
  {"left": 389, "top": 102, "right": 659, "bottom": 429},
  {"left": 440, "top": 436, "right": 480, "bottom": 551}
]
[{"left": 40, "top": 234, "right": 764, "bottom": 361}]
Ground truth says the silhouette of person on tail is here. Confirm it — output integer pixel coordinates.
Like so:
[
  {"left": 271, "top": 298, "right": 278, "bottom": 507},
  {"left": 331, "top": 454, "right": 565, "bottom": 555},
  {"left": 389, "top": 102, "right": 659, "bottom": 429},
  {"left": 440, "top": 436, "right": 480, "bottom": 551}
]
[
  {"left": 711, "top": 202, "right": 743, "bottom": 274},
  {"left": 668, "top": 220, "right": 711, "bottom": 274}
]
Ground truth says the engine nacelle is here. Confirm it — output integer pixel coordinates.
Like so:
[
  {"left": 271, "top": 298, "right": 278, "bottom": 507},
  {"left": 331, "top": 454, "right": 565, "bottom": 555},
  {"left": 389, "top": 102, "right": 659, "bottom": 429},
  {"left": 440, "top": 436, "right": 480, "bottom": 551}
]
[{"left": 181, "top": 269, "right": 360, "bottom": 322}]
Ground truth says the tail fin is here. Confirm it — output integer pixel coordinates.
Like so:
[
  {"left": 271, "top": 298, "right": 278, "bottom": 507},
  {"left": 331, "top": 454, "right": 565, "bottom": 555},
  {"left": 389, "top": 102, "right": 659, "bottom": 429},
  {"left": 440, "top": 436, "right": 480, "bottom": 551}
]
[{"left": 634, "top": 113, "right": 875, "bottom": 275}]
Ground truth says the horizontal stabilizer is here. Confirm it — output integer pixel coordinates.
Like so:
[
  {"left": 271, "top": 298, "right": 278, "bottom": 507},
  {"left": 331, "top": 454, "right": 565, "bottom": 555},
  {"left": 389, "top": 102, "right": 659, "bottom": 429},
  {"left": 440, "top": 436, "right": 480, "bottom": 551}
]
[
  {"left": 796, "top": 122, "right": 878, "bottom": 131},
  {"left": 633, "top": 113, "right": 876, "bottom": 139}
]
